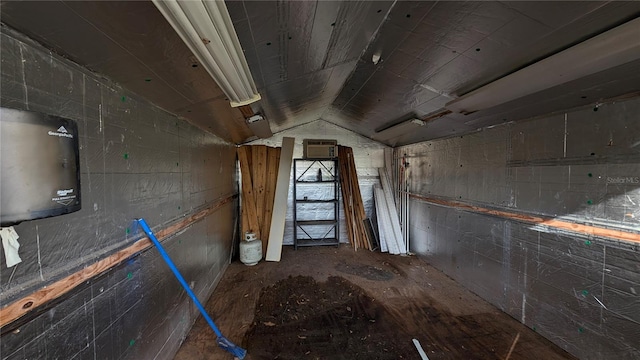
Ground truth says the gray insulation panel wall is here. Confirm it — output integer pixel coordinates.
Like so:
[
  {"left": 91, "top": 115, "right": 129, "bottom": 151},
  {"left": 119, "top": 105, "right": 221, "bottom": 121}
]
[
  {"left": 248, "top": 120, "right": 388, "bottom": 245},
  {"left": 399, "top": 97, "right": 640, "bottom": 359},
  {"left": 0, "top": 27, "right": 237, "bottom": 360}
]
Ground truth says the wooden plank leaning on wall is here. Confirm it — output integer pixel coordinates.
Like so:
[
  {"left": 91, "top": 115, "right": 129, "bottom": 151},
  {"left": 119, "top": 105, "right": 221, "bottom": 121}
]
[
  {"left": 238, "top": 146, "right": 261, "bottom": 240},
  {"left": 261, "top": 147, "right": 281, "bottom": 255},
  {"left": 253, "top": 145, "right": 268, "bottom": 243},
  {"left": 238, "top": 145, "right": 281, "bottom": 255},
  {"left": 338, "top": 146, "right": 371, "bottom": 251},
  {"left": 265, "top": 137, "right": 295, "bottom": 261}
]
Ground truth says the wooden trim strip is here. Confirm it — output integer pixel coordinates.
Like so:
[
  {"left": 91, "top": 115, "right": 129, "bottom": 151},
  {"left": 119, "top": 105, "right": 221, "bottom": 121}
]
[
  {"left": 420, "top": 109, "right": 451, "bottom": 123},
  {"left": 238, "top": 105, "right": 255, "bottom": 118},
  {"left": 0, "top": 193, "right": 237, "bottom": 328},
  {"left": 409, "top": 193, "right": 640, "bottom": 244}
]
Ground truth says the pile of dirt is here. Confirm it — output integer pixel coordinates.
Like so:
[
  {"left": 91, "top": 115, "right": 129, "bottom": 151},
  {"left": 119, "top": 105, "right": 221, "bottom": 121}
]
[{"left": 243, "top": 275, "right": 416, "bottom": 360}]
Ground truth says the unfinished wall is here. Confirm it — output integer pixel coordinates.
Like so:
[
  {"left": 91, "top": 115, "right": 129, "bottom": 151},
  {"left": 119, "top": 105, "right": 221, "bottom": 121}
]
[
  {"left": 248, "top": 120, "right": 387, "bottom": 245},
  {"left": 399, "top": 96, "right": 640, "bottom": 359},
  {"left": 0, "top": 26, "right": 237, "bottom": 359}
]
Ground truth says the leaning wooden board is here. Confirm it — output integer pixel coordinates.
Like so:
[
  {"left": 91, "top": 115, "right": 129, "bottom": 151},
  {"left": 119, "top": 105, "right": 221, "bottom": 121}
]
[
  {"left": 239, "top": 146, "right": 251, "bottom": 239},
  {"left": 252, "top": 145, "right": 268, "bottom": 240},
  {"left": 260, "top": 147, "right": 280, "bottom": 255},
  {"left": 238, "top": 146, "right": 260, "bottom": 239},
  {"left": 338, "top": 146, "right": 371, "bottom": 250},
  {"left": 337, "top": 148, "right": 356, "bottom": 247},
  {"left": 265, "top": 137, "right": 295, "bottom": 262},
  {"left": 346, "top": 147, "right": 371, "bottom": 250}
]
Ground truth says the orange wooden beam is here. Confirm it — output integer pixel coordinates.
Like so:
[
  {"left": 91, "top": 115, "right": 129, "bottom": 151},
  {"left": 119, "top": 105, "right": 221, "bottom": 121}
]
[
  {"left": 0, "top": 193, "right": 237, "bottom": 328},
  {"left": 409, "top": 193, "right": 640, "bottom": 244}
]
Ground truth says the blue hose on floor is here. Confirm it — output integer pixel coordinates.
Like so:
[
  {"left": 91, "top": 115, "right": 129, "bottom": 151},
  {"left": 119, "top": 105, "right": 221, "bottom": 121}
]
[{"left": 136, "top": 218, "right": 247, "bottom": 359}]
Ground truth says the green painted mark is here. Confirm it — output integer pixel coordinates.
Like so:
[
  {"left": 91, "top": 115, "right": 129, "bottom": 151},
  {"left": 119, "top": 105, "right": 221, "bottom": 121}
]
[
  {"left": 121, "top": 96, "right": 126, "bottom": 102},
  {"left": 123, "top": 153, "right": 129, "bottom": 160},
  {"left": 585, "top": 240, "right": 592, "bottom": 245},
  {"left": 587, "top": 199, "right": 593, "bottom": 205},
  {"left": 125, "top": 227, "right": 130, "bottom": 234},
  {"left": 127, "top": 272, "right": 133, "bottom": 279},
  {"left": 144, "top": 78, "right": 152, "bottom": 82},
  {"left": 129, "top": 339, "right": 135, "bottom": 346},
  {"left": 532, "top": 326, "right": 536, "bottom": 332},
  {"left": 178, "top": 206, "right": 181, "bottom": 210},
  {"left": 578, "top": 327, "right": 585, "bottom": 333},
  {"left": 588, "top": 173, "right": 593, "bottom": 177},
  {"left": 582, "top": 290, "right": 589, "bottom": 296}
]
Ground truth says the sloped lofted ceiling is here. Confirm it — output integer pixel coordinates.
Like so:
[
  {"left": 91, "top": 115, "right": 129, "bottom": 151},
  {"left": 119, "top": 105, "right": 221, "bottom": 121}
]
[{"left": 1, "top": 1, "right": 639, "bottom": 146}]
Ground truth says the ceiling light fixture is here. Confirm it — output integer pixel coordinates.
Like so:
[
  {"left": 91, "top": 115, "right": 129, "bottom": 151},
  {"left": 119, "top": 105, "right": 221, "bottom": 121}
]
[
  {"left": 446, "top": 17, "right": 640, "bottom": 114},
  {"left": 373, "top": 118, "right": 425, "bottom": 142},
  {"left": 153, "top": 0, "right": 261, "bottom": 107},
  {"left": 372, "top": 52, "right": 381, "bottom": 65},
  {"left": 245, "top": 114, "right": 273, "bottom": 138}
]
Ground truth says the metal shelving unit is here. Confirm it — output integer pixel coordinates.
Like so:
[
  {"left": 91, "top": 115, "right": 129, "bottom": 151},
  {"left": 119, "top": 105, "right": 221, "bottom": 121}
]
[{"left": 293, "top": 158, "right": 339, "bottom": 249}]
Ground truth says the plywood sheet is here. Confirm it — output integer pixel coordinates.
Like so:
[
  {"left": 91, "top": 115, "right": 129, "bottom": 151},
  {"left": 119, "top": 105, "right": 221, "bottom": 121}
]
[
  {"left": 261, "top": 147, "right": 281, "bottom": 254},
  {"left": 265, "top": 137, "right": 295, "bottom": 261},
  {"left": 238, "top": 146, "right": 260, "bottom": 238}
]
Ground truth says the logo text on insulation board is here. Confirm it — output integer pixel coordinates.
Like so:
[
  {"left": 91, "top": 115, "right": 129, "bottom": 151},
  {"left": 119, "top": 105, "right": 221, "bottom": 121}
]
[
  {"left": 606, "top": 177, "right": 640, "bottom": 184},
  {"left": 48, "top": 126, "right": 73, "bottom": 138},
  {"left": 52, "top": 188, "right": 76, "bottom": 206}
]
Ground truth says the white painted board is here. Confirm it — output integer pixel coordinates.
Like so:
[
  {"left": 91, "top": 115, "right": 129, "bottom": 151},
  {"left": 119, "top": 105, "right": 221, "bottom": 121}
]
[
  {"left": 374, "top": 186, "right": 394, "bottom": 254},
  {"left": 379, "top": 168, "right": 406, "bottom": 254}
]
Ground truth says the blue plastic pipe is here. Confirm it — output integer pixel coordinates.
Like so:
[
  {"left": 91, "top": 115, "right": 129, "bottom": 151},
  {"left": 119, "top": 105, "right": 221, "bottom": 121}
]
[{"left": 136, "top": 218, "right": 246, "bottom": 359}]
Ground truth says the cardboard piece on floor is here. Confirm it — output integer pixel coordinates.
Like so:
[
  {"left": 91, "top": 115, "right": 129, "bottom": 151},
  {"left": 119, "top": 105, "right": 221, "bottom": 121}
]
[{"left": 265, "top": 137, "right": 295, "bottom": 262}]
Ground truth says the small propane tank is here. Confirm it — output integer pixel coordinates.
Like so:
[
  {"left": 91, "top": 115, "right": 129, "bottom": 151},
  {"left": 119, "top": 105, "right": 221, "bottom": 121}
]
[{"left": 240, "top": 232, "right": 262, "bottom": 266}]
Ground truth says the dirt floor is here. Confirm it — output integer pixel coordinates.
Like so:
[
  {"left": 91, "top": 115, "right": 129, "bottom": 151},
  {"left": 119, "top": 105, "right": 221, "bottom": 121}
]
[{"left": 174, "top": 245, "right": 577, "bottom": 360}]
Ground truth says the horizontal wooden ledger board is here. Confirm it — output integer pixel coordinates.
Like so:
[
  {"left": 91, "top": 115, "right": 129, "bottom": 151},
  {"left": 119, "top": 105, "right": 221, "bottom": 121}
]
[
  {"left": 0, "top": 193, "right": 238, "bottom": 328},
  {"left": 408, "top": 193, "right": 640, "bottom": 244}
]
